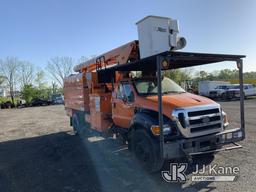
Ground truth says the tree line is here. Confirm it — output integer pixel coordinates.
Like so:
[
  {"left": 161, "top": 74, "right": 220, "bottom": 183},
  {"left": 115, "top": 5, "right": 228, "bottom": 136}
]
[
  {"left": 164, "top": 68, "right": 256, "bottom": 90},
  {"left": 0, "top": 56, "right": 255, "bottom": 104},
  {"left": 0, "top": 56, "right": 76, "bottom": 104},
  {"left": 193, "top": 69, "right": 256, "bottom": 87}
]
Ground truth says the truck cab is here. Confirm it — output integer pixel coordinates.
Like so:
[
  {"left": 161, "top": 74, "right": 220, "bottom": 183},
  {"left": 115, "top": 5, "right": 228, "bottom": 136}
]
[
  {"left": 113, "top": 76, "right": 228, "bottom": 137},
  {"left": 209, "top": 84, "right": 232, "bottom": 99}
]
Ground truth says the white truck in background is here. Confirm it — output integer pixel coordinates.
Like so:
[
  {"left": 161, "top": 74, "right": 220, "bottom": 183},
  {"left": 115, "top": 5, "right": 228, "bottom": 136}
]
[
  {"left": 198, "top": 81, "right": 230, "bottom": 97},
  {"left": 223, "top": 84, "right": 256, "bottom": 100},
  {"left": 208, "top": 84, "right": 234, "bottom": 99}
]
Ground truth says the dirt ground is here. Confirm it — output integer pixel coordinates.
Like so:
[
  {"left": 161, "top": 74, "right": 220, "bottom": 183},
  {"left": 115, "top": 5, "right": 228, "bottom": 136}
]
[{"left": 0, "top": 98, "right": 255, "bottom": 192}]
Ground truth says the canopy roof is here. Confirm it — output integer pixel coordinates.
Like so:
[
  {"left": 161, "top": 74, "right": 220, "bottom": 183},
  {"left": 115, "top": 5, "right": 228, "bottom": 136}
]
[{"left": 97, "top": 51, "right": 245, "bottom": 83}]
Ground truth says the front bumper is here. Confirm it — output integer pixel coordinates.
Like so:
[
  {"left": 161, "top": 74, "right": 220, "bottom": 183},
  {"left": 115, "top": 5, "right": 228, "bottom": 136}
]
[{"left": 163, "top": 128, "right": 244, "bottom": 159}]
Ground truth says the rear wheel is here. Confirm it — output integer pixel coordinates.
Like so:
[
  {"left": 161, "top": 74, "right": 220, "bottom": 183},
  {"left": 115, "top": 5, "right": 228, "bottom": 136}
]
[{"left": 131, "top": 129, "right": 164, "bottom": 172}]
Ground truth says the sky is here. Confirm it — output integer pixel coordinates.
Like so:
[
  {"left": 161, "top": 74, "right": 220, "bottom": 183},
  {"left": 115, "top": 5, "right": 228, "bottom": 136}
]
[{"left": 0, "top": 0, "right": 255, "bottom": 73}]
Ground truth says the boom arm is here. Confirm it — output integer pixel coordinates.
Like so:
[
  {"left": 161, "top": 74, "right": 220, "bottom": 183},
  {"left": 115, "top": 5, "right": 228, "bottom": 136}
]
[{"left": 74, "top": 40, "right": 139, "bottom": 73}]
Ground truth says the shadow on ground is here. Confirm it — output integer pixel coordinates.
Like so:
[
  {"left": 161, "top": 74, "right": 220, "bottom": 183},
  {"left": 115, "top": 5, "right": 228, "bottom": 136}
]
[
  {"left": 76, "top": 126, "right": 215, "bottom": 192},
  {"left": 0, "top": 128, "right": 215, "bottom": 192},
  {"left": 0, "top": 131, "right": 101, "bottom": 192}
]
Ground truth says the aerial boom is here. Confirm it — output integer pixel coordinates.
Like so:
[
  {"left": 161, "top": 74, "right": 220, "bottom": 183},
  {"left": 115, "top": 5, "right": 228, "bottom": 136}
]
[{"left": 73, "top": 40, "right": 139, "bottom": 73}]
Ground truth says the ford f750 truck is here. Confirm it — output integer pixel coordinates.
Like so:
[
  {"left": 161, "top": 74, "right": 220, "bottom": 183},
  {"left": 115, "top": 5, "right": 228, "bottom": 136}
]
[{"left": 64, "top": 16, "right": 245, "bottom": 172}]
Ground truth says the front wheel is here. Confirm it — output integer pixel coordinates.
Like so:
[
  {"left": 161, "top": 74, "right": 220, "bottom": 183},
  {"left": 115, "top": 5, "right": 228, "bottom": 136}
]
[
  {"left": 131, "top": 129, "right": 164, "bottom": 172},
  {"left": 221, "top": 93, "right": 226, "bottom": 100}
]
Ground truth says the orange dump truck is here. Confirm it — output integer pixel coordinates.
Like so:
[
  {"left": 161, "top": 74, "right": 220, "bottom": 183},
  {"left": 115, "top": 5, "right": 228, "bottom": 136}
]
[{"left": 64, "top": 16, "right": 245, "bottom": 172}]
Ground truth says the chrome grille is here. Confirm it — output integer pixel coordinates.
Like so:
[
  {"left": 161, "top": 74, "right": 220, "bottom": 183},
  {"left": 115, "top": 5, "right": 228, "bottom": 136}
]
[
  {"left": 188, "top": 108, "right": 219, "bottom": 117},
  {"left": 190, "top": 123, "right": 222, "bottom": 133},
  {"left": 209, "top": 91, "right": 217, "bottom": 94},
  {"left": 187, "top": 107, "right": 222, "bottom": 133},
  {"left": 173, "top": 104, "right": 223, "bottom": 138},
  {"left": 189, "top": 115, "right": 221, "bottom": 125}
]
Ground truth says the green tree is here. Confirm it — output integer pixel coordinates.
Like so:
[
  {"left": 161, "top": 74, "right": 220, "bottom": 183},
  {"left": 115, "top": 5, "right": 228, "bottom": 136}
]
[
  {"left": 21, "top": 84, "right": 37, "bottom": 104},
  {"left": 35, "top": 70, "right": 47, "bottom": 89},
  {"left": 218, "top": 69, "right": 233, "bottom": 80},
  {"left": 163, "top": 68, "right": 192, "bottom": 84},
  {"left": 21, "top": 84, "right": 52, "bottom": 104},
  {"left": 206, "top": 73, "right": 216, "bottom": 81},
  {"left": 199, "top": 71, "right": 208, "bottom": 80}
]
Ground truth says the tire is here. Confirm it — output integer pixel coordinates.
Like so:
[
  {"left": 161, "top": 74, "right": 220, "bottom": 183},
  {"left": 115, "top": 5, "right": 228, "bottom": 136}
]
[
  {"left": 221, "top": 93, "right": 226, "bottom": 100},
  {"left": 72, "top": 114, "right": 79, "bottom": 135},
  {"left": 131, "top": 129, "right": 164, "bottom": 172}
]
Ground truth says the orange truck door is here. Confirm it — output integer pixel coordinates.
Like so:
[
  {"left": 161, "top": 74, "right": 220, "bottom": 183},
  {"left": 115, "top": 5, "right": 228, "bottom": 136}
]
[{"left": 112, "top": 83, "right": 135, "bottom": 128}]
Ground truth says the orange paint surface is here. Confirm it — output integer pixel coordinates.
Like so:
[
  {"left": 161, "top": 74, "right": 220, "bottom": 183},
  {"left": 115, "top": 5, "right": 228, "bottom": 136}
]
[
  {"left": 64, "top": 73, "right": 87, "bottom": 111},
  {"left": 135, "top": 92, "right": 215, "bottom": 119}
]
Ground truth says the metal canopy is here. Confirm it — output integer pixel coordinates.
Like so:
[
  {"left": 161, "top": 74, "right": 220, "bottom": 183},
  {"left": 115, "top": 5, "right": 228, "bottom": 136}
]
[{"left": 97, "top": 51, "right": 246, "bottom": 74}]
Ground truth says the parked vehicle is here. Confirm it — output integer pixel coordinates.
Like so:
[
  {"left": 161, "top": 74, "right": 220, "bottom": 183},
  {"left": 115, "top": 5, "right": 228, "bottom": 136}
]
[
  {"left": 16, "top": 99, "right": 27, "bottom": 108},
  {"left": 198, "top": 81, "right": 230, "bottom": 97},
  {"left": 63, "top": 16, "right": 245, "bottom": 172},
  {"left": 53, "top": 97, "right": 64, "bottom": 104},
  {"left": 0, "top": 101, "right": 15, "bottom": 109},
  {"left": 223, "top": 84, "right": 256, "bottom": 100},
  {"left": 208, "top": 84, "right": 233, "bottom": 99},
  {"left": 30, "top": 98, "right": 50, "bottom": 107},
  {"left": 50, "top": 93, "right": 64, "bottom": 104}
]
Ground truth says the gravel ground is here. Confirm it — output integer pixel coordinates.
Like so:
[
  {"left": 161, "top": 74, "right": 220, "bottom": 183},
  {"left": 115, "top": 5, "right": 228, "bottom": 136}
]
[{"left": 0, "top": 98, "right": 255, "bottom": 192}]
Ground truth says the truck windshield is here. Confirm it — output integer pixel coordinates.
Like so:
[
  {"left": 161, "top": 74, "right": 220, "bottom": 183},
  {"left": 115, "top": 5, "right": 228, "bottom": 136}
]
[
  {"left": 134, "top": 77, "right": 185, "bottom": 96},
  {"left": 216, "top": 85, "right": 229, "bottom": 89},
  {"left": 233, "top": 85, "right": 240, "bottom": 89}
]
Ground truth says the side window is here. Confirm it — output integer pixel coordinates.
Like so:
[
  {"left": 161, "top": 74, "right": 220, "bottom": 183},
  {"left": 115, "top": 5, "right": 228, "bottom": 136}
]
[
  {"left": 123, "top": 84, "right": 134, "bottom": 103},
  {"left": 117, "top": 84, "right": 124, "bottom": 99},
  {"left": 135, "top": 82, "right": 149, "bottom": 93}
]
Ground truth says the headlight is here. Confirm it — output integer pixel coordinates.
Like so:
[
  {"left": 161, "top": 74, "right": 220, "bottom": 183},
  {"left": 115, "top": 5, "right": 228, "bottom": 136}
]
[
  {"left": 221, "top": 110, "right": 229, "bottom": 128},
  {"left": 151, "top": 124, "right": 171, "bottom": 136}
]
